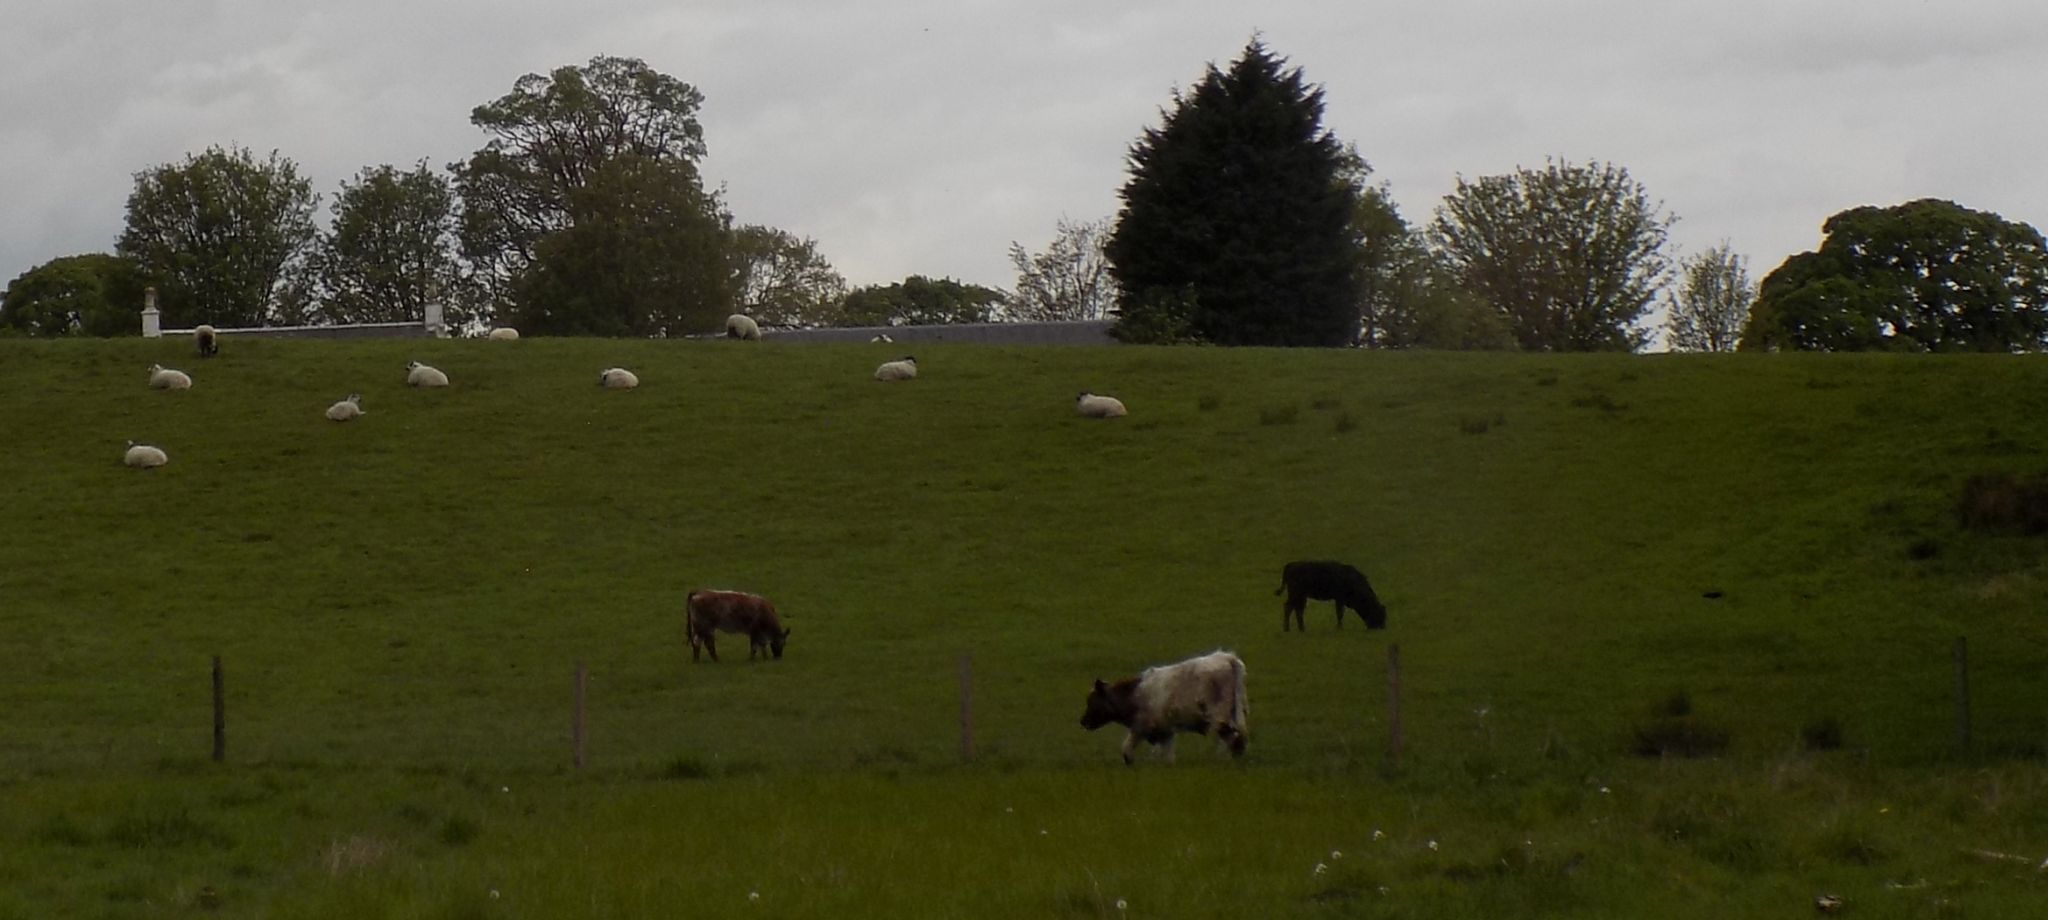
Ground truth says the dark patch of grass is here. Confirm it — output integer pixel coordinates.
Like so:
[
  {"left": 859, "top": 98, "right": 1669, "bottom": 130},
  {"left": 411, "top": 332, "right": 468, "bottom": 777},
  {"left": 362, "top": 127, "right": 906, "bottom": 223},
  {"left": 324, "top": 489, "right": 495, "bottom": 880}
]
[
  {"left": 1801, "top": 717, "right": 1845, "bottom": 752},
  {"left": 1907, "top": 537, "right": 1941, "bottom": 561},
  {"left": 1813, "top": 826, "right": 1891, "bottom": 866},
  {"left": 1459, "top": 417, "right": 1492, "bottom": 435},
  {"left": 1631, "top": 692, "right": 1730, "bottom": 758},
  {"left": 437, "top": 815, "right": 480, "bottom": 847},
  {"left": 1956, "top": 472, "right": 2048, "bottom": 534},
  {"left": 1310, "top": 395, "right": 1341, "bottom": 411},
  {"left": 1533, "top": 370, "right": 1560, "bottom": 386},
  {"left": 1655, "top": 691, "right": 1693, "bottom": 718},
  {"left": 105, "top": 809, "right": 233, "bottom": 850},
  {"left": 1258, "top": 403, "right": 1299, "bottom": 426},
  {"left": 1333, "top": 411, "right": 1357, "bottom": 433},
  {"left": 30, "top": 814, "right": 94, "bottom": 847},
  {"left": 1196, "top": 393, "right": 1221, "bottom": 412},
  {"left": 1569, "top": 392, "right": 1626, "bottom": 413}
]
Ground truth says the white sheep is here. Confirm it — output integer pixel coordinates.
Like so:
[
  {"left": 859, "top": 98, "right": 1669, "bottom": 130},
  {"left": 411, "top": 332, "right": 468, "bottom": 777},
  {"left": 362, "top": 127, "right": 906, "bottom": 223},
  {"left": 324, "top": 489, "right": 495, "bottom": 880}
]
[
  {"left": 870, "top": 333, "right": 894, "bottom": 343},
  {"left": 406, "top": 361, "right": 449, "bottom": 387},
  {"left": 726, "top": 314, "right": 762, "bottom": 341},
  {"left": 599, "top": 367, "right": 640, "bottom": 389},
  {"left": 1076, "top": 392, "right": 1128, "bottom": 418},
  {"left": 194, "top": 324, "right": 218, "bottom": 357},
  {"left": 874, "top": 356, "right": 918, "bottom": 381},
  {"left": 326, "top": 394, "right": 364, "bottom": 421},
  {"left": 123, "top": 441, "right": 168, "bottom": 468},
  {"left": 487, "top": 327, "right": 520, "bottom": 341},
  {"left": 147, "top": 364, "right": 192, "bottom": 390}
]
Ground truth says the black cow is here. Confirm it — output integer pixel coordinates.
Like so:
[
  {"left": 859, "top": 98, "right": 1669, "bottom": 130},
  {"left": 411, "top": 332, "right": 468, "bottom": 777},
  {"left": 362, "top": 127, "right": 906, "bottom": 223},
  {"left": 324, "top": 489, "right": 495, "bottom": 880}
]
[{"left": 1275, "top": 560, "right": 1387, "bottom": 631}]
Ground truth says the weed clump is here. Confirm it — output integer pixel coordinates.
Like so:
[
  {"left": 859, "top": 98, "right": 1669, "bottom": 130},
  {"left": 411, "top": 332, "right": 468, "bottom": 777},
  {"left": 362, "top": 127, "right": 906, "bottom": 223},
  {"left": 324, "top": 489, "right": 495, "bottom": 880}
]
[
  {"left": 1197, "top": 394, "right": 1222, "bottom": 412},
  {"left": 1801, "top": 717, "right": 1845, "bottom": 752},
  {"left": 1955, "top": 472, "right": 2048, "bottom": 534}
]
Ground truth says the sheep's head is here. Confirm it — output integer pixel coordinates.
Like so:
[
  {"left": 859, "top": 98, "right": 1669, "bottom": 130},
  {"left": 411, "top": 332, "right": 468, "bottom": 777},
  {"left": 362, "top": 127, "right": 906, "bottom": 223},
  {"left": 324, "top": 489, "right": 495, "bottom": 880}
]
[{"left": 407, "top": 361, "right": 422, "bottom": 370}]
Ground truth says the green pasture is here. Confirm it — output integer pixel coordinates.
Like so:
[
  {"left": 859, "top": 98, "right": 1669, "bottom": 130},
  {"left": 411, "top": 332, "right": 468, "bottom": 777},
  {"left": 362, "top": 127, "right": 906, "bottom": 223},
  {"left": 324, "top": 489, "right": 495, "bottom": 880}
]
[{"left": 0, "top": 337, "right": 2044, "bottom": 917}]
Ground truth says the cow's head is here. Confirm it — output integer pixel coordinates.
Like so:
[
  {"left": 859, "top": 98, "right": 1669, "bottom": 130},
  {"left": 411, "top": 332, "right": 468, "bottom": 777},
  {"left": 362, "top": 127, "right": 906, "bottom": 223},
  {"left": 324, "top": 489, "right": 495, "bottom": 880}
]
[
  {"left": 1080, "top": 678, "right": 1129, "bottom": 730},
  {"left": 769, "top": 627, "right": 791, "bottom": 659},
  {"left": 1361, "top": 599, "right": 1388, "bottom": 630}
]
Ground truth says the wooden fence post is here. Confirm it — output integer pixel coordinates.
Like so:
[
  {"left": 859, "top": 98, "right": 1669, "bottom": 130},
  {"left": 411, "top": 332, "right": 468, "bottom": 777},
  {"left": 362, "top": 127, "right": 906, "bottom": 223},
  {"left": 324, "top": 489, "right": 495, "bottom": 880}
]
[
  {"left": 211, "top": 654, "right": 225, "bottom": 763},
  {"left": 1953, "top": 637, "right": 1970, "bottom": 750},
  {"left": 958, "top": 653, "right": 975, "bottom": 763},
  {"left": 573, "top": 662, "right": 588, "bottom": 770},
  {"left": 1387, "top": 644, "right": 1404, "bottom": 763}
]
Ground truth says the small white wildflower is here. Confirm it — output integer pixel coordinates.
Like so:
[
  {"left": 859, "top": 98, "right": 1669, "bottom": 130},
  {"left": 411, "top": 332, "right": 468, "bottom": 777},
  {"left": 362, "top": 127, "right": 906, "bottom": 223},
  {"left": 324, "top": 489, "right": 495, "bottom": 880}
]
[
  {"left": 501, "top": 786, "right": 510, "bottom": 793},
  {"left": 489, "top": 890, "right": 500, "bottom": 900},
  {"left": 1599, "top": 786, "right": 1611, "bottom": 794},
  {"left": 1371, "top": 828, "right": 1384, "bottom": 840},
  {"left": 1004, "top": 806, "right": 1014, "bottom": 813},
  {"left": 748, "top": 891, "right": 760, "bottom": 902},
  {"left": 1330, "top": 849, "right": 1342, "bottom": 860},
  {"left": 1427, "top": 840, "right": 1438, "bottom": 851},
  {"left": 1115, "top": 898, "right": 1128, "bottom": 911},
  {"left": 1039, "top": 829, "right": 1049, "bottom": 836},
  {"left": 1313, "top": 862, "right": 1327, "bottom": 875},
  {"left": 1377, "top": 886, "right": 1390, "bottom": 895}
]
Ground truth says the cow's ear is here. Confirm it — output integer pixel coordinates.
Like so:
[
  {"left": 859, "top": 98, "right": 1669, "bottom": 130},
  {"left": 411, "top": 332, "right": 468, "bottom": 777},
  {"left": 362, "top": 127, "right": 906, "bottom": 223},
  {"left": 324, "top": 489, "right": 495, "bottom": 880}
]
[{"left": 1093, "top": 679, "right": 1107, "bottom": 692}]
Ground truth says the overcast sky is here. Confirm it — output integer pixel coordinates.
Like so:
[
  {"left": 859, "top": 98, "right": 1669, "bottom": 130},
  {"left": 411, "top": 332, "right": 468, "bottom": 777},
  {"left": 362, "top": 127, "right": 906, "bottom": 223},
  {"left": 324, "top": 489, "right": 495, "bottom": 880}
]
[{"left": 5, "top": 0, "right": 2046, "bottom": 304}]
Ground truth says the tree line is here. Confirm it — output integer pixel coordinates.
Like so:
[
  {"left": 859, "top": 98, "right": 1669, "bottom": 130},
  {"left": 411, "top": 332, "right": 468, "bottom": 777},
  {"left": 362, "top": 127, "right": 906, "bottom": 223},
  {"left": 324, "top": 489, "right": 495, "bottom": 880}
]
[{"left": 6, "top": 48, "right": 2045, "bottom": 351}]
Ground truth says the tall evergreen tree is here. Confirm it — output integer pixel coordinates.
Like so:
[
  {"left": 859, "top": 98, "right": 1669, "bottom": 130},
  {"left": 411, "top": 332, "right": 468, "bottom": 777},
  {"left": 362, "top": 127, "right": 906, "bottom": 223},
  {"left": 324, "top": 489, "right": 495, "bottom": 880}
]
[{"left": 1106, "top": 40, "right": 1361, "bottom": 346}]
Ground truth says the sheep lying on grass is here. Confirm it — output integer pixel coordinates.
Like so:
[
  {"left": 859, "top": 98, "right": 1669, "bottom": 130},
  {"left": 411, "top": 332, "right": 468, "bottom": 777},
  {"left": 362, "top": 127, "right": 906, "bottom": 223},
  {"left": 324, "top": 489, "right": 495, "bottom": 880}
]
[
  {"left": 599, "top": 367, "right": 640, "bottom": 389},
  {"left": 195, "top": 325, "right": 218, "bottom": 357},
  {"left": 874, "top": 356, "right": 918, "bottom": 381},
  {"left": 726, "top": 314, "right": 761, "bottom": 340},
  {"left": 326, "top": 394, "right": 364, "bottom": 421},
  {"left": 147, "top": 365, "right": 192, "bottom": 390},
  {"left": 123, "top": 441, "right": 168, "bottom": 468},
  {"left": 406, "top": 361, "right": 449, "bottom": 387},
  {"left": 487, "top": 327, "right": 520, "bottom": 341},
  {"left": 1077, "top": 392, "right": 1128, "bottom": 418}
]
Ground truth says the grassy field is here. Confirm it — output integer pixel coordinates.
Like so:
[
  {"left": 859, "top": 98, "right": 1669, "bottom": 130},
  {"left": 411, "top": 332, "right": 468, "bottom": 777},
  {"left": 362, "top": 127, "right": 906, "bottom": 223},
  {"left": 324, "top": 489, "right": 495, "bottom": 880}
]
[{"left": 0, "top": 336, "right": 2044, "bottom": 917}]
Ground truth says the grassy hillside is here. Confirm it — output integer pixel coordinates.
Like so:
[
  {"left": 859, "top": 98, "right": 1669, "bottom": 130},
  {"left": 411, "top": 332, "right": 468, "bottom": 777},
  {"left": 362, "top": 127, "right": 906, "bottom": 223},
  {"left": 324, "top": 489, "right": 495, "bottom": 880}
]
[{"left": 1, "top": 337, "right": 2044, "bottom": 917}]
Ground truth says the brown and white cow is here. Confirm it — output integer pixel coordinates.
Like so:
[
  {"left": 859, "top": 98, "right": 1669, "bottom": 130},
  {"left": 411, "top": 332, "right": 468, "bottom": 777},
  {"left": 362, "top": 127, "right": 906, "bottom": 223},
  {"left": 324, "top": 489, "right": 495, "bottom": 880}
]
[
  {"left": 1079, "top": 650, "right": 1248, "bottom": 765},
  {"left": 684, "top": 589, "right": 791, "bottom": 662}
]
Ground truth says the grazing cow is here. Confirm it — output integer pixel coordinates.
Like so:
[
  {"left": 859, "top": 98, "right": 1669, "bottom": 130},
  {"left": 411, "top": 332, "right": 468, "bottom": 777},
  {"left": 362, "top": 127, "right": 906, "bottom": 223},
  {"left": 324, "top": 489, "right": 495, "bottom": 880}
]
[
  {"left": 684, "top": 589, "right": 790, "bottom": 662},
  {"left": 1079, "top": 650, "right": 1248, "bottom": 765},
  {"left": 1275, "top": 560, "right": 1387, "bottom": 631}
]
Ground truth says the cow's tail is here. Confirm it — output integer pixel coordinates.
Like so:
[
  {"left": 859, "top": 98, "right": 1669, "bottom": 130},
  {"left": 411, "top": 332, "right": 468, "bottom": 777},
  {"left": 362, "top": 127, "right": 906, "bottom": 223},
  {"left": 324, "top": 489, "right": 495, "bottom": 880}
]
[{"left": 1229, "top": 654, "right": 1249, "bottom": 737}]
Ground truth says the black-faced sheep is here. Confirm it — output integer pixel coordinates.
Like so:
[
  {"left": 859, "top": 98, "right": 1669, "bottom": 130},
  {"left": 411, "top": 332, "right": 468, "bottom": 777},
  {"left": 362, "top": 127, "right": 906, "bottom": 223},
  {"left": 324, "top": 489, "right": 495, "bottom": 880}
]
[{"left": 874, "top": 356, "right": 918, "bottom": 381}]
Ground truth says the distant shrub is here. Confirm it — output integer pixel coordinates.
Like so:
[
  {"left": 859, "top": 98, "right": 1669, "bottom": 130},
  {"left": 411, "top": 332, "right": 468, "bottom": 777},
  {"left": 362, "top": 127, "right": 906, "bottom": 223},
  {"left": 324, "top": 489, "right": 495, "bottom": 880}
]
[
  {"left": 1801, "top": 716, "right": 1845, "bottom": 751},
  {"left": 1197, "top": 394, "right": 1222, "bottom": 412},
  {"left": 1955, "top": 472, "right": 2048, "bottom": 534},
  {"left": 1258, "top": 404, "right": 1299, "bottom": 426}
]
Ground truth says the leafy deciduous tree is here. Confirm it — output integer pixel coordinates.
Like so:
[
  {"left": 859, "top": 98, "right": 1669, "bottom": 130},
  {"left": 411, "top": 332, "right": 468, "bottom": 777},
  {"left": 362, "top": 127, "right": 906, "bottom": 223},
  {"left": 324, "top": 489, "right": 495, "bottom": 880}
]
[
  {"left": 1431, "top": 158, "right": 1674, "bottom": 352},
  {"left": 1740, "top": 199, "right": 2048, "bottom": 352},
  {"left": 116, "top": 145, "right": 318, "bottom": 328},
  {"left": 309, "top": 162, "right": 468, "bottom": 327},
  {"left": 0, "top": 253, "right": 149, "bottom": 337},
  {"left": 1006, "top": 216, "right": 1113, "bottom": 322},
  {"left": 730, "top": 225, "right": 849, "bottom": 328},
  {"left": 839, "top": 276, "right": 1004, "bottom": 327},
  {"left": 511, "top": 156, "right": 733, "bottom": 337},
  {"left": 1664, "top": 242, "right": 1754, "bottom": 352},
  {"left": 1106, "top": 39, "right": 1361, "bottom": 346},
  {"left": 452, "top": 55, "right": 713, "bottom": 311}
]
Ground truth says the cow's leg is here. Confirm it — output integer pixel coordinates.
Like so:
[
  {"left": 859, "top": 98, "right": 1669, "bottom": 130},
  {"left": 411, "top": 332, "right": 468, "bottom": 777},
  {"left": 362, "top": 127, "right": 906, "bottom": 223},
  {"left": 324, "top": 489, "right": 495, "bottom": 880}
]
[
  {"left": 1121, "top": 732, "right": 1140, "bottom": 766},
  {"left": 704, "top": 635, "right": 719, "bottom": 662},
  {"left": 1160, "top": 735, "right": 1177, "bottom": 764},
  {"left": 689, "top": 635, "right": 701, "bottom": 662}
]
